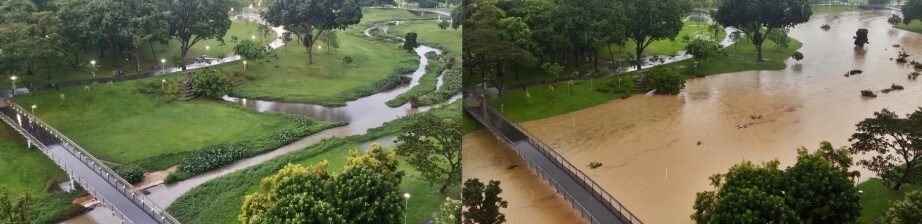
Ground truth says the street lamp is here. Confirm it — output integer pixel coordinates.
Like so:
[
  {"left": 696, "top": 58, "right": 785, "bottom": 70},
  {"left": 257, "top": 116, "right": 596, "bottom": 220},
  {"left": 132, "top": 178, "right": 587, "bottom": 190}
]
[
  {"left": 251, "top": 35, "right": 256, "bottom": 40},
  {"left": 161, "top": 79, "right": 166, "bottom": 89},
  {"left": 403, "top": 193, "right": 410, "bottom": 224},
  {"left": 30, "top": 105, "right": 36, "bottom": 114},
  {"left": 243, "top": 60, "right": 248, "bottom": 72},
  {"left": 161, "top": 59, "right": 166, "bottom": 74},
  {"left": 9, "top": 75, "right": 16, "bottom": 96},
  {"left": 90, "top": 60, "right": 97, "bottom": 78},
  {"left": 205, "top": 45, "right": 210, "bottom": 57}
]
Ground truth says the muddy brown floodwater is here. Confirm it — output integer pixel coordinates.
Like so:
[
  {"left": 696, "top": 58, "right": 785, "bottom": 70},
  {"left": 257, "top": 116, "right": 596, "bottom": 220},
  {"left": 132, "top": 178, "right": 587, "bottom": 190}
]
[{"left": 466, "top": 10, "right": 922, "bottom": 224}]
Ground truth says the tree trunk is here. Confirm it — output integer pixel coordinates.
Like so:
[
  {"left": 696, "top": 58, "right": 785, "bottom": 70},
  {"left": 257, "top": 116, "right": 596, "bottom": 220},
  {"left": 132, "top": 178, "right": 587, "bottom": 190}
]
[
  {"left": 893, "top": 162, "right": 916, "bottom": 190},
  {"left": 593, "top": 49, "right": 599, "bottom": 72},
  {"left": 180, "top": 47, "right": 188, "bottom": 70},
  {"left": 607, "top": 44, "right": 616, "bottom": 64},
  {"left": 134, "top": 43, "right": 142, "bottom": 72},
  {"left": 756, "top": 44, "right": 764, "bottom": 61},
  {"left": 150, "top": 41, "right": 158, "bottom": 65},
  {"left": 635, "top": 46, "right": 644, "bottom": 71},
  {"left": 110, "top": 42, "right": 118, "bottom": 67},
  {"left": 439, "top": 168, "right": 457, "bottom": 194}
]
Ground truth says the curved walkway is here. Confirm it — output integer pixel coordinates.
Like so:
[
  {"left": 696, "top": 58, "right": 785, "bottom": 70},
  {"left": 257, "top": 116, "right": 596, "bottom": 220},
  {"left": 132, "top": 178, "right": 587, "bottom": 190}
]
[
  {"left": 0, "top": 103, "right": 178, "bottom": 224},
  {"left": 463, "top": 101, "right": 642, "bottom": 224}
]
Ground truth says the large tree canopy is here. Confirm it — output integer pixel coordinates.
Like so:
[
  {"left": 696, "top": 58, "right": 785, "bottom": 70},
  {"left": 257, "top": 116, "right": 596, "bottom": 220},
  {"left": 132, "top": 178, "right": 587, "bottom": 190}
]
[
  {"left": 715, "top": 0, "right": 812, "bottom": 61},
  {"left": 850, "top": 108, "right": 922, "bottom": 190},
  {"left": 903, "top": 0, "right": 922, "bottom": 24},
  {"left": 623, "top": 0, "right": 689, "bottom": 70},
  {"left": 397, "top": 113, "right": 462, "bottom": 194},
  {"left": 167, "top": 0, "right": 232, "bottom": 70},
  {"left": 263, "top": 0, "right": 362, "bottom": 64}
]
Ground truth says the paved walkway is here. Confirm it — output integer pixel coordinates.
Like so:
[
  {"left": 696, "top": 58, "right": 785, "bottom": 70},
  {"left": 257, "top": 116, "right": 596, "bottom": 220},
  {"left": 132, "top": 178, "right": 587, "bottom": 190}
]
[
  {"left": 464, "top": 102, "right": 642, "bottom": 224},
  {"left": 0, "top": 104, "right": 178, "bottom": 224}
]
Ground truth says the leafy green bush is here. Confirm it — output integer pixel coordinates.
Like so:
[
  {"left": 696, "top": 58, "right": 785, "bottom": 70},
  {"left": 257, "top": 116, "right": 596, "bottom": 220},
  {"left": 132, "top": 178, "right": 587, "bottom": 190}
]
[
  {"left": 190, "top": 68, "right": 233, "bottom": 98},
  {"left": 178, "top": 144, "right": 247, "bottom": 174},
  {"left": 376, "top": 74, "right": 412, "bottom": 90},
  {"left": 418, "top": 67, "right": 461, "bottom": 106},
  {"left": 29, "top": 191, "right": 87, "bottom": 223},
  {"left": 644, "top": 67, "right": 685, "bottom": 94},
  {"left": 114, "top": 164, "right": 145, "bottom": 184},
  {"left": 137, "top": 80, "right": 181, "bottom": 102}
]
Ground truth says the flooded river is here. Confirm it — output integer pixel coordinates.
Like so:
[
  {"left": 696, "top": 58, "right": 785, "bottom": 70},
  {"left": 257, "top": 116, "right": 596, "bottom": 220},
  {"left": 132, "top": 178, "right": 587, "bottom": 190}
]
[{"left": 466, "top": 10, "right": 922, "bottom": 224}]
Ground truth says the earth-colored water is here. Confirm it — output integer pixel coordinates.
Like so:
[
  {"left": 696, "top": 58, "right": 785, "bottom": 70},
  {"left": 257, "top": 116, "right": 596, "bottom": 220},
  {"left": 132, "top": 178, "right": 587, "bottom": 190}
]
[
  {"left": 462, "top": 131, "right": 587, "bottom": 224},
  {"left": 467, "top": 10, "right": 922, "bottom": 224}
]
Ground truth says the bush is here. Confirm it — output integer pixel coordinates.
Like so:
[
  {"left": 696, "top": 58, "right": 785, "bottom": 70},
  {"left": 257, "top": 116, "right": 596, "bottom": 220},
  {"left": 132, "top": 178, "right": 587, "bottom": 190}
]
[
  {"left": 589, "top": 162, "right": 603, "bottom": 169},
  {"left": 792, "top": 51, "right": 804, "bottom": 61},
  {"left": 114, "top": 164, "right": 145, "bottom": 184},
  {"left": 137, "top": 80, "right": 181, "bottom": 102},
  {"left": 375, "top": 74, "right": 411, "bottom": 90},
  {"left": 342, "top": 55, "right": 354, "bottom": 65},
  {"left": 644, "top": 67, "right": 685, "bottom": 94},
  {"left": 177, "top": 144, "right": 247, "bottom": 174},
  {"left": 861, "top": 90, "right": 877, "bottom": 97},
  {"left": 892, "top": 84, "right": 905, "bottom": 90},
  {"left": 190, "top": 68, "right": 233, "bottom": 98},
  {"left": 419, "top": 0, "right": 439, "bottom": 8}
]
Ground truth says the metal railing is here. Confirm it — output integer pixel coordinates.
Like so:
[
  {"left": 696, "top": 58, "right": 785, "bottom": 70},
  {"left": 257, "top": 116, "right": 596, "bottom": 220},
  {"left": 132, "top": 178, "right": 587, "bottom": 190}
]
[
  {"left": 464, "top": 102, "right": 644, "bottom": 224},
  {"left": 0, "top": 103, "right": 180, "bottom": 224}
]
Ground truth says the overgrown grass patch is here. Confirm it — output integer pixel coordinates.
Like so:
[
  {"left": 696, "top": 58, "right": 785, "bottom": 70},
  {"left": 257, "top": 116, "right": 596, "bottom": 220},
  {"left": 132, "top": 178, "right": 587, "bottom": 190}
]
[
  {"left": 486, "top": 73, "right": 635, "bottom": 123},
  {"left": 857, "top": 178, "right": 921, "bottom": 224}
]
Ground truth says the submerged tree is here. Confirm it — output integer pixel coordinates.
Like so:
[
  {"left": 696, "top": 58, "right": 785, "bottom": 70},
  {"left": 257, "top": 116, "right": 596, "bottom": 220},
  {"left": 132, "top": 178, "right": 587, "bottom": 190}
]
[
  {"left": 685, "top": 38, "right": 720, "bottom": 64},
  {"left": 404, "top": 32, "right": 420, "bottom": 52},
  {"left": 263, "top": 0, "right": 362, "bottom": 64},
  {"left": 462, "top": 178, "right": 507, "bottom": 224},
  {"left": 854, "top": 29, "right": 870, "bottom": 47},
  {"left": 849, "top": 108, "right": 922, "bottom": 190},
  {"left": 715, "top": 0, "right": 812, "bottom": 61}
]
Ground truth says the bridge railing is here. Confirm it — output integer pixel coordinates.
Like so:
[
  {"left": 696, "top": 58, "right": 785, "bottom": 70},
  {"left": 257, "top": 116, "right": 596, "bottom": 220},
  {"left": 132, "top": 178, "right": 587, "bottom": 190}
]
[
  {"left": 3, "top": 103, "right": 180, "bottom": 224},
  {"left": 469, "top": 102, "right": 644, "bottom": 224}
]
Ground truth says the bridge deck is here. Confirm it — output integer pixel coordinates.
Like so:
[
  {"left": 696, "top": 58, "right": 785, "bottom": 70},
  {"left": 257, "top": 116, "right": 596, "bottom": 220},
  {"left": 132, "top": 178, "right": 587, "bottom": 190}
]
[
  {"left": 465, "top": 104, "right": 639, "bottom": 224},
  {"left": 0, "top": 105, "right": 166, "bottom": 224}
]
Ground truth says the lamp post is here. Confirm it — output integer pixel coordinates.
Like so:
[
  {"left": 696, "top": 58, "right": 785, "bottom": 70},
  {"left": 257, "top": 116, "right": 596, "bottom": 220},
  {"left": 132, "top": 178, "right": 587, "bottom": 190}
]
[
  {"left": 243, "top": 60, "right": 248, "bottom": 72},
  {"left": 90, "top": 60, "right": 97, "bottom": 78},
  {"left": 403, "top": 193, "right": 410, "bottom": 224},
  {"left": 10, "top": 75, "right": 16, "bottom": 96},
  {"left": 161, "top": 79, "right": 166, "bottom": 89},
  {"left": 161, "top": 59, "right": 166, "bottom": 74},
  {"left": 30, "top": 105, "right": 36, "bottom": 115},
  {"left": 205, "top": 45, "right": 210, "bottom": 57}
]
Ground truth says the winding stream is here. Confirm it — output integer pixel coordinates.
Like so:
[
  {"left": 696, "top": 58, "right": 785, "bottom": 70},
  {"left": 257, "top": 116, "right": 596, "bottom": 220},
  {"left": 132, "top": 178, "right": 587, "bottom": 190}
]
[{"left": 63, "top": 17, "right": 460, "bottom": 224}]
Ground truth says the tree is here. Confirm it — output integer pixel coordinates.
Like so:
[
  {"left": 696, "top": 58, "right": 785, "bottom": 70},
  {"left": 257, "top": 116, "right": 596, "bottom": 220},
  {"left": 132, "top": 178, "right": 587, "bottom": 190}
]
[
  {"left": 189, "top": 68, "right": 232, "bottom": 98},
  {"left": 849, "top": 108, "right": 922, "bottom": 190},
  {"left": 903, "top": 0, "right": 922, "bottom": 24},
  {"left": 883, "top": 191, "right": 922, "bottom": 224},
  {"left": 462, "top": 178, "right": 507, "bottom": 224},
  {"left": 890, "top": 14, "right": 903, "bottom": 26},
  {"left": 239, "top": 143, "right": 404, "bottom": 224},
  {"left": 692, "top": 142, "right": 862, "bottom": 224},
  {"left": 118, "top": 0, "right": 170, "bottom": 72},
  {"left": 438, "top": 20, "right": 450, "bottom": 30},
  {"left": 644, "top": 67, "right": 685, "bottom": 94},
  {"left": 685, "top": 38, "right": 720, "bottom": 64},
  {"left": 767, "top": 28, "right": 791, "bottom": 49},
  {"left": 167, "top": 0, "right": 232, "bottom": 70},
  {"left": 263, "top": 0, "right": 362, "bottom": 64},
  {"left": 854, "top": 29, "right": 869, "bottom": 48},
  {"left": 541, "top": 63, "right": 563, "bottom": 78},
  {"left": 233, "top": 39, "right": 267, "bottom": 60},
  {"left": 317, "top": 31, "right": 339, "bottom": 52},
  {"left": 404, "top": 32, "right": 420, "bottom": 52},
  {"left": 792, "top": 51, "right": 805, "bottom": 62},
  {"left": 397, "top": 113, "right": 461, "bottom": 193},
  {"left": 0, "top": 188, "right": 29, "bottom": 224},
  {"left": 432, "top": 197, "right": 462, "bottom": 224},
  {"left": 715, "top": 0, "right": 812, "bottom": 61},
  {"left": 623, "top": 0, "right": 690, "bottom": 70}
]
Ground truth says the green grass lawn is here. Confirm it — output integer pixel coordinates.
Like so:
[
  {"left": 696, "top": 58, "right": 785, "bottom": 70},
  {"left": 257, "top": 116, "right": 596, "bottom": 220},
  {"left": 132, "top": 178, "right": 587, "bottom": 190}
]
[
  {"left": 11, "top": 75, "right": 335, "bottom": 170},
  {"left": 169, "top": 103, "right": 462, "bottom": 224},
  {"left": 669, "top": 37, "right": 803, "bottom": 76},
  {"left": 486, "top": 73, "right": 634, "bottom": 123},
  {"left": 857, "top": 178, "right": 921, "bottom": 224},
  {"left": 387, "top": 59, "right": 444, "bottom": 107},
  {"left": 812, "top": 4, "right": 862, "bottom": 13},
  {"left": 599, "top": 20, "right": 725, "bottom": 61},
  {"left": 23, "top": 20, "right": 272, "bottom": 86},
  {"left": 360, "top": 8, "right": 440, "bottom": 25},
  {"left": 895, "top": 20, "right": 922, "bottom": 34},
  {"left": 389, "top": 20, "right": 463, "bottom": 55},
  {"left": 462, "top": 112, "right": 485, "bottom": 135}
]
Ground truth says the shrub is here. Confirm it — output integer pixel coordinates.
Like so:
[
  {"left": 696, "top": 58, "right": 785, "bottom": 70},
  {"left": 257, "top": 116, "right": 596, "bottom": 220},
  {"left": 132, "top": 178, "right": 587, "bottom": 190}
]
[
  {"left": 589, "top": 162, "right": 603, "bottom": 169},
  {"left": 342, "top": 55, "right": 353, "bottom": 65},
  {"left": 645, "top": 67, "right": 685, "bottom": 94},
  {"left": 178, "top": 144, "right": 247, "bottom": 174},
  {"left": 114, "top": 164, "right": 145, "bottom": 184},
  {"left": 892, "top": 84, "right": 905, "bottom": 90},
  {"left": 375, "top": 74, "right": 411, "bottom": 90},
  {"left": 861, "top": 90, "right": 877, "bottom": 97},
  {"left": 910, "top": 72, "right": 921, "bottom": 80},
  {"left": 190, "top": 68, "right": 232, "bottom": 98},
  {"left": 418, "top": 67, "right": 461, "bottom": 106},
  {"left": 792, "top": 51, "right": 804, "bottom": 61},
  {"left": 137, "top": 80, "right": 181, "bottom": 102},
  {"left": 821, "top": 24, "right": 831, "bottom": 30}
]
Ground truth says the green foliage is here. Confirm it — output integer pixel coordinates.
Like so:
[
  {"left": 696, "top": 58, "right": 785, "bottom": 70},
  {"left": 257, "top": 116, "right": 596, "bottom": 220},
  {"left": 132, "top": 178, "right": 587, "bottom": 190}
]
[
  {"left": 167, "top": 0, "right": 233, "bottom": 69},
  {"left": 767, "top": 29, "right": 791, "bottom": 49},
  {"left": 890, "top": 14, "right": 903, "bottom": 26},
  {"left": 883, "top": 191, "right": 922, "bottom": 224},
  {"left": 189, "top": 68, "right": 233, "bottom": 98},
  {"left": 849, "top": 108, "right": 922, "bottom": 190},
  {"left": 541, "top": 63, "right": 564, "bottom": 78},
  {"left": 462, "top": 178, "right": 508, "bottom": 224},
  {"left": 263, "top": 0, "right": 362, "bottom": 63},
  {"left": 644, "top": 67, "right": 685, "bottom": 94},
  {"left": 342, "top": 55, "right": 354, "bottom": 65},
  {"left": 438, "top": 20, "right": 450, "bottom": 30},
  {"left": 28, "top": 191, "right": 86, "bottom": 224},
  {"left": 715, "top": 0, "right": 811, "bottom": 60},
  {"left": 419, "top": 0, "right": 439, "bottom": 8},
  {"left": 855, "top": 29, "right": 870, "bottom": 48},
  {"left": 685, "top": 38, "right": 720, "bottom": 63},
  {"left": 432, "top": 197, "right": 462, "bottom": 224},
  {"left": 114, "top": 164, "right": 145, "bottom": 184},
  {"left": 623, "top": 0, "right": 691, "bottom": 69},
  {"left": 905, "top": 0, "right": 922, "bottom": 25},
  {"left": 693, "top": 142, "right": 861, "bottom": 223},
  {"left": 0, "top": 188, "right": 29, "bottom": 224},
  {"left": 137, "top": 79, "right": 182, "bottom": 102},
  {"left": 234, "top": 39, "right": 267, "bottom": 60},
  {"left": 404, "top": 32, "right": 420, "bottom": 52},
  {"left": 317, "top": 31, "right": 340, "bottom": 52},
  {"left": 588, "top": 162, "right": 602, "bottom": 169},
  {"left": 238, "top": 144, "right": 404, "bottom": 224},
  {"left": 792, "top": 51, "right": 805, "bottom": 61},
  {"left": 397, "top": 113, "right": 462, "bottom": 193},
  {"left": 178, "top": 144, "right": 247, "bottom": 174}
]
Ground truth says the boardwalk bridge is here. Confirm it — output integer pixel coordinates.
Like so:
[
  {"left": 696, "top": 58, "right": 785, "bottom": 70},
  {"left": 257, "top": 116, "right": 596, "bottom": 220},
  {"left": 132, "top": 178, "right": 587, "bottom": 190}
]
[
  {"left": 0, "top": 101, "right": 179, "bottom": 224},
  {"left": 463, "top": 98, "right": 643, "bottom": 224}
]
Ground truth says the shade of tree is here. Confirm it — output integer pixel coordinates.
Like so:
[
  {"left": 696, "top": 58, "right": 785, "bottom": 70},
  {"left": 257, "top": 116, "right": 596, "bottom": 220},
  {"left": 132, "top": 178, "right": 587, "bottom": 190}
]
[
  {"left": 685, "top": 38, "right": 720, "bottom": 64},
  {"left": 404, "top": 32, "right": 420, "bottom": 52},
  {"left": 263, "top": 0, "right": 362, "bottom": 64},
  {"left": 644, "top": 67, "right": 685, "bottom": 94},
  {"left": 692, "top": 142, "right": 861, "bottom": 224},
  {"left": 883, "top": 191, "right": 922, "bottom": 224},
  {"left": 234, "top": 39, "right": 267, "bottom": 60},
  {"left": 0, "top": 188, "right": 29, "bottom": 224},
  {"left": 462, "top": 178, "right": 507, "bottom": 224},
  {"left": 849, "top": 108, "right": 922, "bottom": 190},
  {"left": 623, "top": 0, "right": 690, "bottom": 70},
  {"left": 854, "top": 28, "right": 869, "bottom": 47},
  {"left": 167, "top": 0, "right": 232, "bottom": 70},
  {"left": 715, "top": 0, "right": 812, "bottom": 61},
  {"left": 397, "top": 113, "right": 462, "bottom": 194},
  {"left": 239, "top": 143, "right": 404, "bottom": 224}
]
